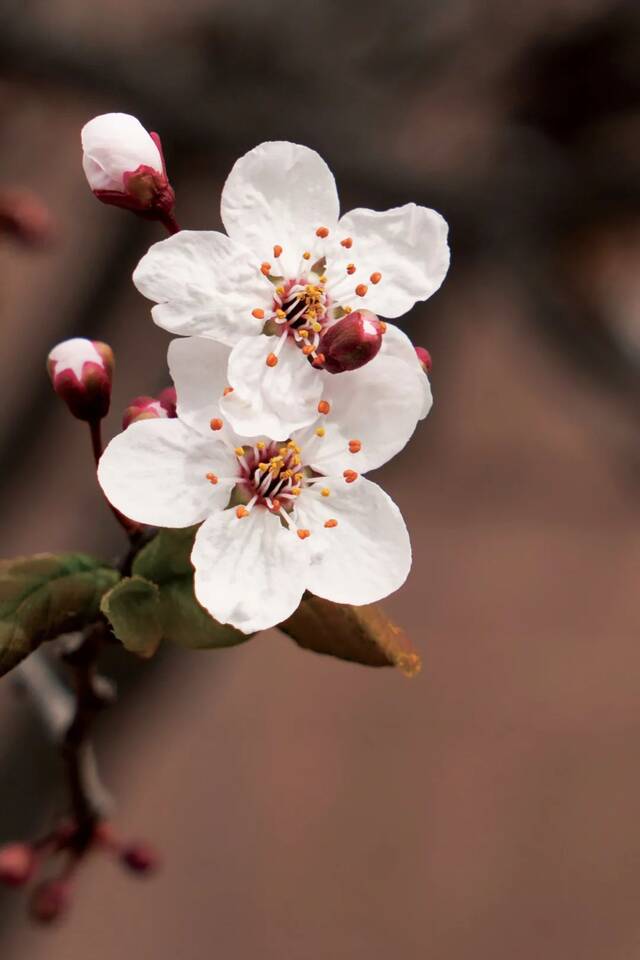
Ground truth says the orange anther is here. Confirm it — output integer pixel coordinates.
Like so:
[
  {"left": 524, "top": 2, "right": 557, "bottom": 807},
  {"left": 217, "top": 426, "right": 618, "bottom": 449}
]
[
  {"left": 324, "top": 519, "right": 338, "bottom": 528},
  {"left": 348, "top": 439, "right": 362, "bottom": 454},
  {"left": 260, "top": 262, "right": 272, "bottom": 276},
  {"left": 252, "top": 308, "right": 265, "bottom": 319},
  {"left": 321, "top": 487, "right": 330, "bottom": 497},
  {"left": 276, "top": 308, "right": 286, "bottom": 319},
  {"left": 223, "top": 386, "right": 234, "bottom": 396},
  {"left": 205, "top": 472, "right": 218, "bottom": 485},
  {"left": 302, "top": 344, "right": 314, "bottom": 356},
  {"left": 297, "top": 528, "right": 311, "bottom": 540},
  {"left": 271, "top": 498, "right": 281, "bottom": 512},
  {"left": 236, "top": 505, "right": 249, "bottom": 519},
  {"left": 210, "top": 418, "right": 223, "bottom": 431},
  {"left": 340, "top": 237, "right": 353, "bottom": 249},
  {"left": 370, "top": 271, "right": 382, "bottom": 284},
  {"left": 346, "top": 263, "right": 356, "bottom": 275},
  {"left": 317, "top": 400, "right": 330, "bottom": 415},
  {"left": 316, "top": 226, "right": 329, "bottom": 238},
  {"left": 302, "top": 251, "right": 311, "bottom": 260},
  {"left": 379, "top": 321, "right": 387, "bottom": 333},
  {"left": 312, "top": 353, "right": 325, "bottom": 367},
  {"left": 273, "top": 244, "right": 283, "bottom": 258},
  {"left": 266, "top": 353, "right": 279, "bottom": 367},
  {"left": 343, "top": 305, "right": 352, "bottom": 313},
  {"left": 343, "top": 469, "right": 358, "bottom": 484},
  {"left": 355, "top": 283, "right": 368, "bottom": 297}
]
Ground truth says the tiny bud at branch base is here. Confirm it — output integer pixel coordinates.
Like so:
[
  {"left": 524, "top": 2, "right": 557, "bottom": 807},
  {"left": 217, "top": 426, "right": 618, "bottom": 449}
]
[
  {"left": 121, "top": 843, "right": 159, "bottom": 875},
  {"left": 0, "top": 844, "right": 36, "bottom": 887},
  {"left": 29, "top": 880, "right": 70, "bottom": 924}
]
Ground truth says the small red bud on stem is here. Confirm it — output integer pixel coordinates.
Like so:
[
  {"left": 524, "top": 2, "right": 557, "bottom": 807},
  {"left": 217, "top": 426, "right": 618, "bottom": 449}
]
[{"left": 318, "top": 310, "right": 385, "bottom": 374}]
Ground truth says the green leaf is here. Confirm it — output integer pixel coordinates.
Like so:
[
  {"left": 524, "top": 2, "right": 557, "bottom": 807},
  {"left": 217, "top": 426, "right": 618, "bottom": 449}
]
[
  {"left": 279, "top": 595, "right": 422, "bottom": 676},
  {"left": 157, "top": 578, "right": 247, "bottom": 650},
  {"left": 0, "top": 553, "right": 120, "bottom": 677},
  {"left": 132, "top": 527, "right": 197, "bottom": 584},
  {"left": 100, "top": 576, "right": 162, "bottom": 659},
  {"left": 133, "top": 528, "right": 249, "bottom": 651}
]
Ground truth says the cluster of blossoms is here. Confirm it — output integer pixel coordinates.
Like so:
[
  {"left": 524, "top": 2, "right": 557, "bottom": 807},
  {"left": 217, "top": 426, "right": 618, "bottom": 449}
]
[{"left": 59, "top": 113, "right": 450, "bottom": 634}]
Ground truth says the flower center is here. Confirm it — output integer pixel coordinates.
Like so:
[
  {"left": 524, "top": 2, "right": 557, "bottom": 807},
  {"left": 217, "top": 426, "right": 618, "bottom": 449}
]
[
  {"left": 252, "top": 226, "right": 383, "bottom": 369},
  {"left": 232, "top": 439, "right": 307, "bottom": 515}
]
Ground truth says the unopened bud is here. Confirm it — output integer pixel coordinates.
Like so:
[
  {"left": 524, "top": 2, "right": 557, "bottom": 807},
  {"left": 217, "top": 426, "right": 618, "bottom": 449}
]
[
  {"left": 0, "top": 843, "right": 36, "bottom": 887},
  {"left": 317, "top": 310, "right": 384, "bottom": 374},
  {"left": 415, "top": 346, "right": 432, "bottom": 374},
  {"left": 0, "top": 189, "right": 54, "bottom": 248},
  {"left": 122, "top": 386, "right": 177, "bottom": 429},
  {"left": 48, "top": 338, "right": 113, "bottom": 421},
  {"left": 120, "top": 842, "right": 159, "bottom": 875},
  {"left": 81, "top": 113, "right": 175, "bottom": 221},
  {"left": 29, "top": 880, "right": 70, "bottom": 924},
  {"left": 157, "top": 386, "right": 177, "bottom": 418}
]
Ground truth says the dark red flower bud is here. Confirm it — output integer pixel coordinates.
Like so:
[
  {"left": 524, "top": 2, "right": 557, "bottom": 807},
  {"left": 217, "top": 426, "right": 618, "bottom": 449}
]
[
  {"left": 0, "top": 843, "right": 36, "bottom": 887},
  {"left": 317, "top": 310, "right": 385, "bottom": 374},
  {"left": 120, "top": 842, "right": 160, "bottom": 875},
  {"left": 48, "top": 338, "right": 113, "bottom": 421},
  {"left": 415, "top": 346, "right": 432, "bottom": 374},
  {"left": 29, "top": 880, "right": 70, "bottom": 924}
]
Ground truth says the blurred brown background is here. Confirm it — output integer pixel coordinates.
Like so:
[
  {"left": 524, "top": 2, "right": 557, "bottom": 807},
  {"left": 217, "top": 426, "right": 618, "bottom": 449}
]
[{"left": 1, "top": 0, "right": 640, "bottom": 957}]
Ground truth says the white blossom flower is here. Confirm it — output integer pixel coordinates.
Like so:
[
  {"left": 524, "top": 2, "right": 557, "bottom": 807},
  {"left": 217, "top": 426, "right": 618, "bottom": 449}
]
[
  {"left": 97, "top": 337, "right": 415, "bottom": 633},
  {"left": 81, "top": 113, "right": 174, "bottom": 217},
  {"left": 132, "top": 141, "right": 448, "bottom": 437}
]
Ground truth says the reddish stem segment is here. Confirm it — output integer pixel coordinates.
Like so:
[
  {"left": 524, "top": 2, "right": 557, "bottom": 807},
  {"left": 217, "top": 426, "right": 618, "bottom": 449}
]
[
  {"left": 88, "top": 419, "right": 141, "bottom": 542},
  {"left": 159, "top": 211, "right": 181, "bottom": 235}
]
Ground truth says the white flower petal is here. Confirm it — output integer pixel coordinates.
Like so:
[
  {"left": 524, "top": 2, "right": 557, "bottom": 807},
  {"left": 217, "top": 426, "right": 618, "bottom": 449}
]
[
  {"left": 326, "top": 204, "right": 449, "bottom": 319},
  {"left": 97, "top": 418, "right": 236, "bottom": 527},
  {"left": 294, "top": 477, "right": 411, "bottom": 605},
  {"left": 81, "top": 113, "right": 162, "bottom": 192},
  {"left": 192, "top": 507, "right": 307, "bottom": 633},
  {"left": 380, "top": 323, "right": 432, "bottom": 419},
  {"left": 133, "top": 231, "right": 271, "bottom": 346},
  {"left": 222, "top": 335, "right": 323, "bottom": 439},
  {"left": 220, "top": 141, "right": 340, "bottom": 276},
  {"left": 168, "top": 337, "right": 234, "bottom": 437},
  {"left": 302, "top": 340, "right": 429, "bottom": 474}
]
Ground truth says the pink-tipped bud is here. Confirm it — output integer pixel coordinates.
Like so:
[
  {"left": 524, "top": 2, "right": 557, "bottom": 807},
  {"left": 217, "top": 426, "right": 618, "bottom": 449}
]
[
  {"left": 122, "top": 387, "right": 177, "bottom": 429},
  {"left": 157, "top": 386, "right": 177, "bottom": 418},
  {"left": 120, "top": 842, "right": 159, "bottom": 875},
  {"left": 0, "top": 843, "right": 36, "bottom": 887},
  {"left": 48, "top": 338, "right": 113, "bottom": 422},
  {"left": 415, "top": 346, "right": 432, "bottom": 374},
  {"left": 317, "top": 310, "right": 384, "bottom": 374},
  {"left": 29, "top": 880, "right": 70, "bottom": 924},
  {"left": 0, "top": 189, "right": 54, "bottom": 248},
  {"left": 81, "top": 113, "right": 175, "bottom": 221}
]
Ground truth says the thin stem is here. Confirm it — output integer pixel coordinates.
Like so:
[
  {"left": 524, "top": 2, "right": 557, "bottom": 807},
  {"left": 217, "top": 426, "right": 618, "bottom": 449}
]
[
  {"left": 88, "top": 418, "right": 142, "bottom": 544},
  {"left": 159, "top": 211, "right": 181, "bottom": 235},
  {"left": 62, "top": 625, "right": 111, "bottom": 849}
]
